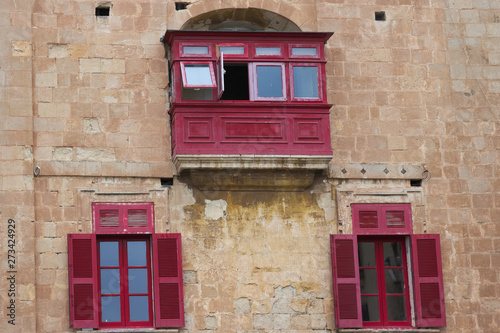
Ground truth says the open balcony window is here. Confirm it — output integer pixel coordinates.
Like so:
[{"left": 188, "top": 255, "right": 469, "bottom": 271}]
[
  {"left": 180, "top": 62, "right": 216, "bottom": 88},
  {"left": 250, "top": 63, "right": 286, "bottom": 101}
]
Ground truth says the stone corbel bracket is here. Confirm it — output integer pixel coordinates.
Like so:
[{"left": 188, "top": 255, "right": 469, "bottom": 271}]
[{"left": 175, "top": 155, "right": 332, "bottom": 191}]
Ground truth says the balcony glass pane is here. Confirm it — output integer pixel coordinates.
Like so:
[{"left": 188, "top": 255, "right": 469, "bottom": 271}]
[
  {"left": 292, "top": 47, "right": 317, "bottom": 56},
  {"left": 293, "top": 66, "right": 318, "bottom": 98},
  {"left": 183, "top": 46, "right": 208, "bottom": 55},
  {"left": 256, "top": 47, "right": 281, "bottom": 56},
  {"left": 256, "top": 65, "right": 282, "bottom": 98},
  {"left": 220, "top": 46, "right": 245, "bottom": 55},
  {"left": 184, "top": 64, "right": 213, "bottom": 86}
]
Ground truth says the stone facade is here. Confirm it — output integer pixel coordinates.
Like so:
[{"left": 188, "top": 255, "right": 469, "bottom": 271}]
[{"left": 0, "top": 0, "right": 499, "bottom": 333}]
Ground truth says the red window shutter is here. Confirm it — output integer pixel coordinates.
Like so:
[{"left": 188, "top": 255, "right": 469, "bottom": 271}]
[
  {"left": 68, "top": 234, "right": 98, "bottom": 328},
  {"left": 124, "top": 203, "right": 153, "bottom": 231},
  {"left": 93, "top": 203, "right": 154, "bottom": 234},
  {"left": 352, "top": 204, "right": 412, "bottom": 235},
  {"left": 330, "top": 235, "right": 362, "bottom": 328},
  {"left": 412, "top": 234, "right": 446, "bottom": 327},
  {"left": 153, "top": 233, "right": 185, "bottom": 328}
]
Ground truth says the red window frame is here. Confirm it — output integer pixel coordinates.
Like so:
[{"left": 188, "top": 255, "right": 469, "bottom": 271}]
[
  {"left": 218, "top": 43, "right": 248, "bottom": 58},
  {"left": 249, "top": 62, "right": 287, "bottom": 101},
  {"left": 290, "top": 63, "right": 322, "bottom": 102},
  {"left": 69, "top": 203, "right": 185, "bottom": 330},
  {"left": 179, "top": 42, "right": 213, "bottom": 58},
  {"left": 357, "top": 236, "right": 412, "bottom": 328},
  {"left": 97, "top": 236, "right": 153, "bottom": 328},
  {"left": 330, "top": 204, "right": 446, "bottom": 329},
  {"left": 288, "top": 43, "right": 321, "bottom": 59},
  {"left": 180, "top": 61, "right": 217, "bottom": 88}
]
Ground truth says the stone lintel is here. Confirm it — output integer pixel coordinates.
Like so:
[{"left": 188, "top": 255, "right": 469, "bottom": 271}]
[
  {"left": 173, "top": 154, "right": 332, "bottom": 174},
  {"left": 329, "top": 163, "right": 425, "bottom": 180}
]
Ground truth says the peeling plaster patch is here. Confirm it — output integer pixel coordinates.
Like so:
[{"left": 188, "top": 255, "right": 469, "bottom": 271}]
[
  {"left": 316, "top": 192, "right": 335, "bottom": 221},
  {"left": 205, "top": 199, "right": 227, "bottom": 220},
  {"left": 12, "top": 41, "right": 31, "bottom": 56}
]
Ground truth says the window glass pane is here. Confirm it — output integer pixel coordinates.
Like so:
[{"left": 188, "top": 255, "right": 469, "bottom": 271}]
[
  {"left": 101, "top": 269, "right": 120, "bottom": 294},
  {"left": 127, "top": 241, "right": 147, "bottom": 266},
  {"left": 256, "top": 65, "right": 283, "bottom": 98},
  {"left": 385, "top": 269, "right": 405, "bottom": 293},
  {"left": 386, "top": 210, "right": 405, "bottom": 228},
  {"left": 293, "top": 66, "right": 318, "bottom": 98},
  {"left": 183, "top": 46, "right": 208, "bottom": 55},
  {"left": 100, "top": 242, "right": 119, "bottom": 267},
  {"left": 292, "top": 47, "right": 317, "bottom": 56},
  {"left": 386, "top": 296, "right": 407, "bottom": 321},
  {"left": 360, "top": 269, "right": 378, "bottom": 294},
  {"left": 101, "top": 296, "right": 121, "bottom": 322},
  {"left": 358, "top": 242, "right": 376, "bottom": 267},
  {"left": 220, "top": 46, "right": 244, "bottom": 55},
  {"left": 361, "top": 296, "right": 380, "bottom": 322},
  {"left": 129, "top": 296, "right": 149, "bottom": 322},
  {"left": 182, "top": 87, "right": 213, "bottom": 100},
  {"left": 128, "top": 268, "right": 148, "bottom": 294},
  {"left": 256, "top": 47, "right": 281, "bottom": 56},
  {"left": 383, "top": 242, "right": 403, "bottom": 267},
  {"left": 184, "top": 64, "right": 213, "bottom": 86}
]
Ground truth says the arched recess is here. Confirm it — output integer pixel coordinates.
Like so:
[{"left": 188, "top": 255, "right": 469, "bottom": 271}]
[{"left": 180, "top": 8, "right": 301, "bottom": 32}]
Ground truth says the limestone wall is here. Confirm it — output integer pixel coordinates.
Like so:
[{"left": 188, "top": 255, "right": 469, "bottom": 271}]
[
  {"left": 0, "top": 0, "right": 498, "bottom": 333},
  {"left": 0, "top": 0, "right": 36, "bottom": 332}
]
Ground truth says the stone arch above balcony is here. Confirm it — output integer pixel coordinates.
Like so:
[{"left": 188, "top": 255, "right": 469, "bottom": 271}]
[{"left": 179, "top": 7, "right": 301, "bottom": 32}]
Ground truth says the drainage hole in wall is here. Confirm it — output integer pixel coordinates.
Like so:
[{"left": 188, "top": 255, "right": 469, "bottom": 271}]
[
  {"left": 175, "top": 2, "right": 189, "bottom": 10},
  {"left": 410, "top": 179, "right": 422, "bottom": 187},
  {"left": 161, "top": 178, "right": 174, "bottom": 187},
  {"left": 375, "top": 11, "right": 386, "bottom": 21}
]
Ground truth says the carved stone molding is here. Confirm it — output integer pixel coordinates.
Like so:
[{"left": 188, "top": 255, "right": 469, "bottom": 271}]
[{"left": 174, "top": 155, "right": 332, "bottom": 174}]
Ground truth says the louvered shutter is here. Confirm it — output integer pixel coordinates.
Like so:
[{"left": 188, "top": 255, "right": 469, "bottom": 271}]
[
  {"left": 124, "top": 203, "right": 154, "bottom": 232},
  {"left": 352, "top": 204, "right": 412, "bottom": 235},
  {"left": 93, "top": 203, "right": 154, "bottom": 234},
  {"left": 330, "top": 235, "right": 362, "bottom": 328},
  {"left": 153, "top": 233, "right": 185, "bottom": 327},
  {"left": 412, "top": 234, "right": 446, "bottom": 327},
  {"left": 68, "top": 234, "right": 98, "bottom": 328}
]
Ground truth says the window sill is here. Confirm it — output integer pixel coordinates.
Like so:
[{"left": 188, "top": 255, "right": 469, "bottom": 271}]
[
  {"left": 338, "top": 329, "right": 441, "bottom": 333},
  {"left": 80, "top": 329, "right": 179, "bottom": 333}
]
